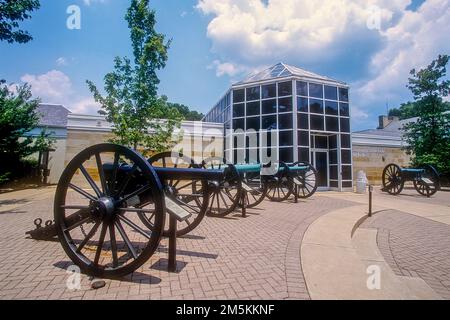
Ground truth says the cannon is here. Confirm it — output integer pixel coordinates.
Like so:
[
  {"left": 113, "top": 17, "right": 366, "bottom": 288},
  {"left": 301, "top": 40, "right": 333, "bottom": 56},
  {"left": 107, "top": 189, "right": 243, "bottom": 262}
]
[
  {"left": 41, "top": 144, "right": 239, "bottom": 278},
  {"left": 381, "top": 163, "right": 440, "bottom": 197}
]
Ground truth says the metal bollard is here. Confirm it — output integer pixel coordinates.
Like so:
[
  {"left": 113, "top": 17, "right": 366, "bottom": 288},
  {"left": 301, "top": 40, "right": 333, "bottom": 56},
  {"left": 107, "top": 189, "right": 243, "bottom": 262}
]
[
  {"left": 168, "top": 215, "right": 177, "bottom": 272},
  {"left": 294, "top": 184, "right": 298, "bottom": 203},
  {"left": 368, "top": 185, "right": 373, "bottom": 217},
  {"left": 241, "top": 190, "right": 247, "bottom": 217}
]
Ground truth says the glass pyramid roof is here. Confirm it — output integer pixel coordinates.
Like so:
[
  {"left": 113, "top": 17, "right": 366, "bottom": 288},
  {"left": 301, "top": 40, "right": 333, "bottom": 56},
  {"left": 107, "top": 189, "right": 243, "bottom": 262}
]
[{"left": 233, "top": 62, "right": 347, "bottom": 86}]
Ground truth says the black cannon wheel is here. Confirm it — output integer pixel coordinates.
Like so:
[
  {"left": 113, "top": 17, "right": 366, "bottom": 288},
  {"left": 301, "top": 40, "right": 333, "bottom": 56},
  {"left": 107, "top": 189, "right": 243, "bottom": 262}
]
[
  {"left": 413, "top": 164, "right": 440, "bottom": 197},
  {"left": 292, "top": 162, "right": 318, "bottom": 199},
  {"left": 198, "top": 157, "right": 242, "bottom": 217},
  {"left": 382, "top": 164, "right": 404, "bottom": 195},
  {"left": 265, "top": 163, "right": 293, "bottom": 202},
  {"left": 238, "top": 171, "right": 268, "bottom": 209},
  {"left": 54, "top": 144, "right": 165, "bottom": 278},
  {"left": 137, "top": 152, "right": 209, "bottom": 237}
]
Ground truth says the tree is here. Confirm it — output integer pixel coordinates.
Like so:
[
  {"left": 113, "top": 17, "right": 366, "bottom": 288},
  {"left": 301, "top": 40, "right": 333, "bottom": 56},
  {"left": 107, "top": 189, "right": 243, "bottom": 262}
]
[
  {"left": 389, "top": 101, "right": 450, "bottom": 120},
  {"left": 87, "top": 0, "right": 182, "bottom": 154},
  {"left": 0, "top": 0, "right": 40, "bottom": 43},
  {"left": 402, "top": 55, "right": 450, "bottom": 175},
  {"left": 162, "top": 97, "right": 204, "bottom": 121}
]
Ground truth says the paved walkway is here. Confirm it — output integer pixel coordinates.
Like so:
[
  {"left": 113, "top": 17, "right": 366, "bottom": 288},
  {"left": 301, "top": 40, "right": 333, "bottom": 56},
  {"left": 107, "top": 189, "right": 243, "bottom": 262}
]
[{"left": 0, "top": 187, "right": 356, "bottom": 300}]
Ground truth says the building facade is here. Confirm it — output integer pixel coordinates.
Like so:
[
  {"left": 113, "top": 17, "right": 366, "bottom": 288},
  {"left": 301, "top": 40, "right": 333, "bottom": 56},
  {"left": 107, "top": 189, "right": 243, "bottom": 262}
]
[{"left": 204, "top": 63, "right": 353, "bottom": 191}]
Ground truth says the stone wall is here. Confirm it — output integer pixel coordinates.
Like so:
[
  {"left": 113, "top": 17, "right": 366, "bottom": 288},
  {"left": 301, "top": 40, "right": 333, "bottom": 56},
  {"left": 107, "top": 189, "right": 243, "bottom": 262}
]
[{"left": 352, "top": 145, "right": 411, "bottom": 185}]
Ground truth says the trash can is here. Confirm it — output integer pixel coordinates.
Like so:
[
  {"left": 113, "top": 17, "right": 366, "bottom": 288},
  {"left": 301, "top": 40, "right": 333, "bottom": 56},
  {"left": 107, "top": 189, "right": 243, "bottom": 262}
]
[{"left": 356, "top": 170, "right": 368, "bottom": 194}]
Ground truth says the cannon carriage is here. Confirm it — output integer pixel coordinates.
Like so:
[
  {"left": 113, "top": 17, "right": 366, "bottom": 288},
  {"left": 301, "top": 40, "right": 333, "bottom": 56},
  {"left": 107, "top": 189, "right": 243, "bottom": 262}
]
[{"left": 381, "top": 163, "right": 440, "bottom": 197}]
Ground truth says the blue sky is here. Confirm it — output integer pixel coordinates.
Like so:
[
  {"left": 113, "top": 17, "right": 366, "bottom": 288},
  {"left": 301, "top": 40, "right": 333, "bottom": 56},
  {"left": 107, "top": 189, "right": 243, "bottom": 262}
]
[{"left": 1, "top": 0, "right": 449, "bottom": 131}]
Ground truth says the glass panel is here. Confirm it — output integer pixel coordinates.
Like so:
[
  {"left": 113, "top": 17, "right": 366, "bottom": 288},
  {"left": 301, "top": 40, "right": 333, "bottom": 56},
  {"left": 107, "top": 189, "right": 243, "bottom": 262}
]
[
  {"left": 310, "top": 99, "right": 324, "bottom": 114},
  {"left": 279, "top": 131, "right": 293, "bottom": 146},
  {"left": 315, "top": 152, "right": 328, "bottom": 187},
  {"left": 262, "top": 99, "right": 277, "bottom": 114},
  {"left": 279, "top": 147, "right": 293, "bottom": 163},
  {"left": 233, "top": 89, "right": 245, "bottom": 103},
  {"left": 324, "top": 86, "right": 338, "bottom": 100},
  {"left": 246, "top": 148, "right": 259, "bottom": 164},
  {"left": 262, "top": 83, "right": 276, "bottom": 99},
  {"left": 233, "top": 135, "right": 245, "bottom": 149},
  {"left": 342, "top": 181, "right": 353, "bottom": 188},
  {"left": 329, "top": 135, "right": 337, "bottom": 149},
  {"left": 341, "top": 134, "right": 351, "bottom": 148},
  {"left": 330, "top": 180, "right": 339, "bottom": 188},
  {"left": 246, "top": 117, "right": 260, "bottom": 131},
  {"left": 339, "top": 88, "right": 349, "bottom": 102},
  {"left": 310, "top": 115, "right": 324, "bottom": 131},
  {"left": 246, "top": 133, "right": 259, "bottom": 149},
  {"left": 326, "top": 116, "right": 339, "bottom": 132},
  {"left": 278, "top": 97, "right": 293, "bottom": 113},
  {"left": 246, "top": 101, "right": 260, "bottom": 116},
  {"left": 315, "top": 136, "right": 328, "bottom": 149},
  {"left": 298, "top": 131, "right": 309, "bottom": 146},
  {"left": 233, "top": 118, "right": 245, "bottom": 131},
  {"left": 246, "top": 86, "right": 260, "bottom": 101},
  {"left": 297, "top": 97, "right": 309, "bottom": 112},
  {"left": 325, "top": 100, "right": 338, "bottom": 115},
  {"left": 261, "top": 131, "right": 274, "bottom": 148},
  {"left": 296, "top": 81, "right": 308, "bottom": 96},
  {"left": 262, "top": 115, "right": 277, "bottom": 130},
  {"left": 298, "top": 113, "right": 309, "bottom": 129},
  {"left": 278, "top": 113, "right": 293, "bottom": 130},
  {"left": 233, "top": 103, "right": 245, "bottom": 118},
  {"left": 339, "top": 103, "right": 349, "bottom": 117},
  {"left": 342, "top": 166, "right": 352, "bottom": 180},
  {"left": 340, "top": 118, "right": 350, "bottom": 133},
  {"left": 330, "top": 150, "right": 338, "bottom": 164},
  {"left": 298, "top": 148, "right": 310, "bottom": 162},
  {"left": 278, "top": 81, "right": 292, "bottom": 96},
  {"left": 309, "top": 83, "right": 323, "bottom": 98},
  {"left": 330, "top": 165, "right": 338, "bottom": 180},
  {"left": 341, "top": 150, "right": 352, "bottom": 164}
]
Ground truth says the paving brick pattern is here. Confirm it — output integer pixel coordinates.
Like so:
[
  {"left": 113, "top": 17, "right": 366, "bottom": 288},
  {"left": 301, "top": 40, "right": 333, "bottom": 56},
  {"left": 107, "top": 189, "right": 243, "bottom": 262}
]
[
  {"left": 0, "top": 193, "right": 356, "bottom": 300},
  {"left": 362, "top": 210, "right": 450, "bottom": 299}
]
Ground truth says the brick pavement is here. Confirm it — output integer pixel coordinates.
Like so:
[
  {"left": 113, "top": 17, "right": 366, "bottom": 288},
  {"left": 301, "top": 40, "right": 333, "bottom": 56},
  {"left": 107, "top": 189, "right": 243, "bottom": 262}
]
[
  {"left": 362, "top": 210, "right": 450, "bottom": 299},
  {"left": 0, "top": 190, "right": 356, "bottom": 300}
]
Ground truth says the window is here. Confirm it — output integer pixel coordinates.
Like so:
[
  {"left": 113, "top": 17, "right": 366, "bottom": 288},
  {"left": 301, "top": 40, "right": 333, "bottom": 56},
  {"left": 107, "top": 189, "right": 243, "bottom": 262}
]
[
  {"left": 330, "top": 181, "right": 339, "bottom": 188},
  {"left": 297, "top": 81, "right": 308, "bottom": 96},
  {"left": 339, "top": 103, "right": 349, "bottom": 117},
  {"left": 298, "top": 131, "right": 309, "bottom": 146},
  {"left": 315, "top": 136, "right": 328, "bottom": 148},
  {"left": 278, "top": 113, "right": 293, "bottom": 130},
  {"left": 233, "top": 103, "right": 245, "bottom": 118},
  {"left": 340, "top": 118, "right": 350, "bottom": 133},
  {"left": 330, "top": 150, "right": 338, "bottom": 164},
  {"left": 342, "top": 166, "right": 352, "bottom": 180},
  {"left": 309, "top": 83, "right": 323, "bottom": 98},
  {"left": 246, "top": 101, "right": 260, "bottom": 116},
  {"left": 246, "top": 117, "right": 260, "bottom": 131},
  {"left": 325, "top": 100, "right": 338, "bottom": 115},
  {"left": 262, "top": 99, "right": 277, "bottom": 114},
  {"left": 342, "top": 181, "right": 353, "bottom": 188},
  {"left": 233, "top": 89, "right": 245, "bottom": 103},
  {"left": 279, "top": 147, "right": 293, "bottom": 163},
  {"left": 246, "top": 86, "right": 260, "bottom": 101},
  {"left": 324, "top": 86, "right": 338, "bottom": 100},
  {"left": 262, "top": 115, "right": 277, "bottom": 130},
  {"left": 330, "top": 166, "right": 338, "bottom": 180},
  {"left": 339, "top": 88, "right": 349, "bottom": 102},
  {"left": 246, "top": 133, "right": 259, "bottom": 149},
  {"left": 233, "top": 134, "right": 245, "bottom": 149},
  {"left": 326, "top": 116, "right": 339, "bottom": 132},
  {"left": 310, "top": 99, "right": 324, "bottom": 114},
  {"left": 279, "top": 131, "right": 293, "bottom": 146},
  {"left": 278, "top": 81, "right": 292, "bottom": 96},
  {"left": 298, "top": 148, "right": 310, "bottom": 162},
  {"left": 233, "top": 118, "right": 245, "bottom": 131},
  {"left": 329, "top": 135, "right": 337, "bottom": 149},
  {"left": 297, "top": 97, "right": 309, "bottom": 112},
  {"left": 341, "top": 150, "right": 352, "bottom": 164},
  {"left": 341, "top": 134, "right": 351, "bottom": 148},
  {"left": 278, "top": 97, "right": 292, "bottom": 113},
  {"left": 262, "top": 83, "right": 276, "bottom": 99},
  {"left": 298, "top": 113, "right": 309, "bottom": 129},
  {"left": 246, "top": 148, "right": 259, "bottom": 164},
  {"left": 310, "top": 115, "right": 324, "bottom": 131}
]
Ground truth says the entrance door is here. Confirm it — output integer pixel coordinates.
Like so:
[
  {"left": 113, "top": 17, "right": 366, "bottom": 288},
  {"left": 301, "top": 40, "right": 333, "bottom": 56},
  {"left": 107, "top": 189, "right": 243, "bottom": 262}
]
[{"left": 310, "top": 151, "right": 329, "bottom": 189}]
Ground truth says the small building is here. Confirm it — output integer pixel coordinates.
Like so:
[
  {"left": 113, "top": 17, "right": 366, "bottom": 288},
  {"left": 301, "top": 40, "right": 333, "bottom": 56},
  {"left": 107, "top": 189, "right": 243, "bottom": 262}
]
[{"left": 203, "top": 63, "right": 352, "bottom": 191}]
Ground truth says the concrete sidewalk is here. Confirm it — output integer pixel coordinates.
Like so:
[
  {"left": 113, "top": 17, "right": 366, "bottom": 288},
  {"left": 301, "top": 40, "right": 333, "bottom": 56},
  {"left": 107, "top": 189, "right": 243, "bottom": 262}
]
[{"left": 0, "top": 187, "right": 56, "bottom": 214}]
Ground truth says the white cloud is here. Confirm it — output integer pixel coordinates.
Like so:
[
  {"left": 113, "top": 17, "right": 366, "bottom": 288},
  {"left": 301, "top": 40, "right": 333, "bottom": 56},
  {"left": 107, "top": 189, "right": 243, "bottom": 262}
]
[
  {"left": 83, "top": 0, "right": 107, "bottom": 6},
  {"left": 20, "top": 70, "right": 100, "bottom": 115},
  {"left": 56, "top": 57, "right": 68, "bottom": 66},
  {"left": 181, "top": 11, "right": 188, "bottom": 17}
]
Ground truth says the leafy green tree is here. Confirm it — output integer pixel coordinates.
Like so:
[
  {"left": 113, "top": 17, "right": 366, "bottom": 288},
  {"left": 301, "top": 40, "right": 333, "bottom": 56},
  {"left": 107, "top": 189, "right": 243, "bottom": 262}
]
[
  {"left": 0, "top": 0, "right": 40, "bottom": 43},
  {"left": 162, "top": 96, "right": 204, "bottom": 121},
  {"left": 87, "top": 0, "right": 182, "bottom": 154},
  {"left": 389, "top": 101, "right": 450, "bottom": 120},
  {"left": 402, "top": 55, "right": 450, "bottom": 175}
]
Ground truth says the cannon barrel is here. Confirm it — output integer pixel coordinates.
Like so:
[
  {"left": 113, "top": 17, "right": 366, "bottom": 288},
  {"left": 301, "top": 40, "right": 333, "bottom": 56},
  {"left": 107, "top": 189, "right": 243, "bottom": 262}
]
[{"left": 154, "top": 167, "right": 226, "bottom": 181}]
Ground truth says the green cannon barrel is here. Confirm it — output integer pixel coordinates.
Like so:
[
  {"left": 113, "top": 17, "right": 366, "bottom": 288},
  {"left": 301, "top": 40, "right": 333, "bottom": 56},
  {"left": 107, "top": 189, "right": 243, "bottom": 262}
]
[
  {"left": 288, "top": 165, "right": 309, "bottom": 172},
  {"left": 234, "top": 164, "right": 262, "bottom": 174}
]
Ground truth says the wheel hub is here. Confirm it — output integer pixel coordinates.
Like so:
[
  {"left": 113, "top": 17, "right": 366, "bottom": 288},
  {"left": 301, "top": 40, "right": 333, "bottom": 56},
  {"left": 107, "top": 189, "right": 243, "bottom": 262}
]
[{"left": 91, "top": 197, "right": 116, "bottom": 220}]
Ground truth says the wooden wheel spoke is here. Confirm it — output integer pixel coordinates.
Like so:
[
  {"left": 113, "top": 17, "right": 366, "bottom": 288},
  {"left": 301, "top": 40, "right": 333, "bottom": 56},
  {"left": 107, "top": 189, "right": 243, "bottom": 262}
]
[
  {"left": 76, "top": 221, "right": 101, "bottom": 253},
  {"left": 69, "top": 183, "right": 97, "bottom": 202},
  {"left": 95, "top": 153, "right": 108, "bottom": 195},
  {"left": 121, "top": 184, "right": 151, "bottom": 203},
  {"left": 94, "top": 222, "right": 108, "bottom": 265},
  {"left": 109, "top": 223, "right": 119, "bottom": 268},
  {"left": 117, "top": 215, "right": 151, "bottom": 240},
  {"left": 114, "top": 220, "right": 138, "bottom": 260},
  {"left": 79, "top": 165, "right": 103, "bottom": 198}
]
